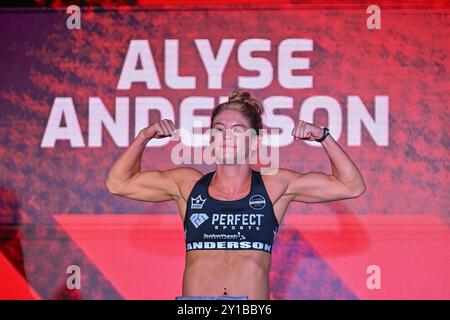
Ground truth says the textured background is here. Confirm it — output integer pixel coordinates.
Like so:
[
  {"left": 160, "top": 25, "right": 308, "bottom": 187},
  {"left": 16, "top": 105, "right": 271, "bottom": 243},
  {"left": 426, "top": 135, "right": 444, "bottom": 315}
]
[{"left": 0, "top": 1, "right": 449, "bottom": 299}]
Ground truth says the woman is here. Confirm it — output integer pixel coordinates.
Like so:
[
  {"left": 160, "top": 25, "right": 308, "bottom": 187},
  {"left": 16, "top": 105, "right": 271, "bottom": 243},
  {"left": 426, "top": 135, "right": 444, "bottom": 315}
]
[{"left": 105, "top": 90, "right": 366, "bottom": 300}]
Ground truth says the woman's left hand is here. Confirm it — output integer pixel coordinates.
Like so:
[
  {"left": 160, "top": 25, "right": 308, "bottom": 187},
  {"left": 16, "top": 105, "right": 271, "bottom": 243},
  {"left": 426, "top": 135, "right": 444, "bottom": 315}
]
[{"left": 291, "top": 120, "right": 324, "bottom": 141}]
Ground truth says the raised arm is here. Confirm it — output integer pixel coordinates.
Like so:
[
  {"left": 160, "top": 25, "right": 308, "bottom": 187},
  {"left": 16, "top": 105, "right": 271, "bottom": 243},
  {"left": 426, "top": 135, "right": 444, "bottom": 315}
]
[
  {"left": 282, "top": 120, "right": 366, "bottom": 203},
  {"left": 105, "top": 119, "right": 188, "bottom": 202}
]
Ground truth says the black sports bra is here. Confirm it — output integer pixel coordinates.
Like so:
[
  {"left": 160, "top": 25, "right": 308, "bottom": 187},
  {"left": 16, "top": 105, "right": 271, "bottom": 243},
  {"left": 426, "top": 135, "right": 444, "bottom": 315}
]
[{"left": 184, "top": 169, "right": 279, "bottom": 254}]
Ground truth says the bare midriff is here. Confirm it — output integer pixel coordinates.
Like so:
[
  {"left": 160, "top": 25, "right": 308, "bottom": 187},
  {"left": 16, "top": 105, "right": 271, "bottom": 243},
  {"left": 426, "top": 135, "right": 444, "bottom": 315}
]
[{"left": 182, "top": 249, "right": 272, "bottom": 300}]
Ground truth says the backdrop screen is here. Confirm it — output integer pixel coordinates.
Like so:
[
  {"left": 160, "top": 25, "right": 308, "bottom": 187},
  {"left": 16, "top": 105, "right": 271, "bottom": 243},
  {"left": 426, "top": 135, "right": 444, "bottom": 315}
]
[{"left": 0, "top": 1, "right": 449, "bottom": 299}]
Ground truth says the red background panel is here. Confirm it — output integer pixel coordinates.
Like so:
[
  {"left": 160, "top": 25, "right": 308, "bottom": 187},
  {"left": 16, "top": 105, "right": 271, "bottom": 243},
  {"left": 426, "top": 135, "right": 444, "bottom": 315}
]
[{"left": 0, "top": 1, "right": 448, "bottom": 299}]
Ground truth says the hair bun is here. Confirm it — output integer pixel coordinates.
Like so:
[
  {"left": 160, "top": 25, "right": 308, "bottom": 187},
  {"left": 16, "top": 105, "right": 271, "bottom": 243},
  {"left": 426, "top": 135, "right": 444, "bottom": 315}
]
[
  {"left": 228, "top": 89, "right": 251, "bottom": 102},
  {"left": 228, "top": 89, "right": 264, "bottom": 116}
]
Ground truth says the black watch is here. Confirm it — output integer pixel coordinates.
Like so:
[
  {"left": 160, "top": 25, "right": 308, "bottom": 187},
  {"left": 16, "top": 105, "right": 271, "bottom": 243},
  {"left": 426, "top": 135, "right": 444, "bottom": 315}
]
[{"left": 315, "top": 127, "right": 330, "bottom": 143}]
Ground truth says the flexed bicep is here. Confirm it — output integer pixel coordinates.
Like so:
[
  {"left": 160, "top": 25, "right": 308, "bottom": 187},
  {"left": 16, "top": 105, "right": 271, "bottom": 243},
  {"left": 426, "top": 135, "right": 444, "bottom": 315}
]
[{"left": 281, "top": 169, "right": 362, "bottom": 203}]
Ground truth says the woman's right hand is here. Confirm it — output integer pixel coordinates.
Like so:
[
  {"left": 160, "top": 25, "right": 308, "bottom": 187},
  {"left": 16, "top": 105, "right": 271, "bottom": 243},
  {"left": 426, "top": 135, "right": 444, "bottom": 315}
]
[{"left": 140, "top": 119, "right": 177, "bottom": 140}]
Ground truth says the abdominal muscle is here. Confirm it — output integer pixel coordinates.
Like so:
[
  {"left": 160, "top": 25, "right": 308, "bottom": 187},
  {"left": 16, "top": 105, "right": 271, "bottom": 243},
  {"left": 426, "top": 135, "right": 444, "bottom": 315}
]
[{"left": 182, "top": 249, "right": 272, "bottom": 300}]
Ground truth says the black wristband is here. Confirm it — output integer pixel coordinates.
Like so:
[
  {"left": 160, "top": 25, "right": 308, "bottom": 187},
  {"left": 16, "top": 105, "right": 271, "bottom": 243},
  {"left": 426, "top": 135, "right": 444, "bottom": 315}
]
[{"left": 315, "top": 127, "right": 330, "bottom": 143}]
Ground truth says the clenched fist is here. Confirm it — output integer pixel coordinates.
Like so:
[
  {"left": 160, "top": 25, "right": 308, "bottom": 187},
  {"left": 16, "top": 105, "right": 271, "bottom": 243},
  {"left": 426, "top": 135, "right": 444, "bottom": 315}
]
[
  {"left": 139, "top": 119, "right": 178, "bottom": 140},
  {"left": 291, "top": 120, "right": 325, "bottom": 141}
]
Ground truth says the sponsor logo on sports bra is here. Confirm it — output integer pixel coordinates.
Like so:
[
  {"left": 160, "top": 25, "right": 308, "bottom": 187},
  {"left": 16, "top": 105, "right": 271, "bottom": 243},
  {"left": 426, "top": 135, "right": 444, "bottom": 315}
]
[
  {"left": 249, "top": 194, "right": 266, "bottom": 210},
  {"left": 190, "top": 213, "right": 209, "bottom": 228},
  {"left": 191, "top": 195, "right": 206, "bottom": 209}
]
